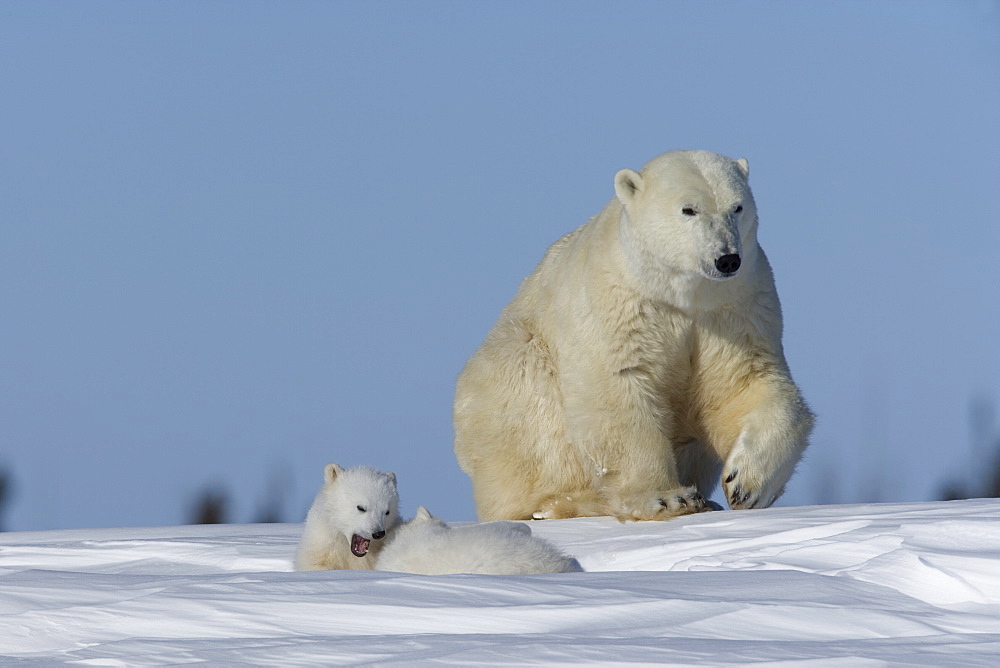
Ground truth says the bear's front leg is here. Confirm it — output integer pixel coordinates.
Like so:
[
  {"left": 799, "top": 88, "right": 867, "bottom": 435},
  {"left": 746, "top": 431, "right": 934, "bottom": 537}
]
[
  {"left": 560, "top": 348, "right": 712, "bottom": 521},
  {"left": 718, "top": 376, "right": 814, "bottom": 510},
  {"left": 568, "top": 400, "right": 709, "bottom": 521}
]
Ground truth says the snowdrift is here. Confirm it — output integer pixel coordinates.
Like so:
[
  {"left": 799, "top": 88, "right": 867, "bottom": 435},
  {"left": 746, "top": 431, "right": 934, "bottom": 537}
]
[{"left": 2, "top": 500, "right": 998, "bottom": 665}]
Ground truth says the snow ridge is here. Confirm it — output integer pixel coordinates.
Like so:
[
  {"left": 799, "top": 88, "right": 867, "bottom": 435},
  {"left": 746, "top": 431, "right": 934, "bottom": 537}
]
[{"left": 1, "top": 500, "right": 998, "bottom": 665}]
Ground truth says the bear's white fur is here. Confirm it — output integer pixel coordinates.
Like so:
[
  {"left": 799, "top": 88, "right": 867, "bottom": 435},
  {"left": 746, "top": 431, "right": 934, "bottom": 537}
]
[
  {"left": 295, "top": 463, "right": 401, "bottom": 571},
  {"left": 454, "top": 150, "right": 814, "bottom": 521},
  {"left": 375, "top": 506, "right": 583, "bottom": 575}
]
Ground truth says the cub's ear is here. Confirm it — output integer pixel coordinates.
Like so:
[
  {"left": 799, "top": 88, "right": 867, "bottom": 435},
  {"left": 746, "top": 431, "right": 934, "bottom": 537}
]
[
  {"left": 386, "top": 471, "right": 397, "bottom": 485},
  {"left": 324, "top": 462, "right": 345, "bottom": 483},
  {"left": 414, "top": 506, "right": 433, "bottom": 521},
  {"left": 614, "top": 168, "right": 643, "bottom": 204},
  {"left": 736, "top": 157, "right": 750, "bottom": 178}
]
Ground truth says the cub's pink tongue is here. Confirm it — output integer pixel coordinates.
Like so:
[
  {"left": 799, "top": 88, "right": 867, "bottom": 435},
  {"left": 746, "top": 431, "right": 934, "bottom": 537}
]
[{"left": 351, "top": 534, "right": 370, "bottom": 557}]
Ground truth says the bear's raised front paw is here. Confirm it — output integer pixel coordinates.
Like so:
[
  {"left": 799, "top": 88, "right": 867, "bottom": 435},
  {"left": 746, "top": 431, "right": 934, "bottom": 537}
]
[
  {"left": 722, "top": 425, "right": 805, "bottom": 510},
  {"left": 721, "top": 466, "right": 785, "bottom": 510}
]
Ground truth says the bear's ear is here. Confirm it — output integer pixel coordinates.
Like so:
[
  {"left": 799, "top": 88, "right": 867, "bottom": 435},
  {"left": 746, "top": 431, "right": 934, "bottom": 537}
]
[
  {"left": 324, "top": 462, "right": 344, "bottom": 483},
  {"left": 386, "top": 471, "right": 397, "bottom": 486},
  {"left": 736, "top": 158, "right": 750, "bottom": 178},
  {"left": 414, "top": 506, "right": 433, "bottom": 521},
  {"left": 614, "top": 168, "right": 643, "bottom": 204}
]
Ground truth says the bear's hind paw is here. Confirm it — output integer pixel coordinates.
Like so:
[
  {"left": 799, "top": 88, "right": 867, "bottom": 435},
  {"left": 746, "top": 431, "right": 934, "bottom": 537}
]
[{"left": 531, "top": 493, "right": 606, "bottom": 520}]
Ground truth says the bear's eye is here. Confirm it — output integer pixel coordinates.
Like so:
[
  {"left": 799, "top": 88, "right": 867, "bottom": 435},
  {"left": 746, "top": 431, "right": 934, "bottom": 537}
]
[
  {"left": 385, "top": 510, "right": 390, "bottom": 516},
  {"left": 356, "top": 505, "right": 366, "bottom": 513},
  {"left": 681, "top": 207, "right": 697, "bottom": 216},
  {"left": 734, "top": 205, "right": 743, "bottom": 214}
]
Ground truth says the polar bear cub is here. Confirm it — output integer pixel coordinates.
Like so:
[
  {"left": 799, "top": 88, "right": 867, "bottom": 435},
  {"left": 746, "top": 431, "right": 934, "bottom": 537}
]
[
  {"left": 375, "top": 506, "right": 583, "bottom": 575},
  {"left": 454, "top": 149, "right": 814, "bottom": 522},
  {"left": 295, "top": 463, "right": 401, "bottom": 571}
]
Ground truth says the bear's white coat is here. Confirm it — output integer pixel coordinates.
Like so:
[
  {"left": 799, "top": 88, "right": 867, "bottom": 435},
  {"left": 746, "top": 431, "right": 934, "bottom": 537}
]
[
  {"left": 295, "top": 463, "right": 401, "bottom": 571},
  {"left": 375, "top": 506, "right": 583, "bottom": 575},
  {"left": 454, "top": 150, "right": 814, "bottom": 521}
]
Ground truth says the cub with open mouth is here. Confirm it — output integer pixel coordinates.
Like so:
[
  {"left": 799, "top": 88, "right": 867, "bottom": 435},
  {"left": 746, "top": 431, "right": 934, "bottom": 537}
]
[{"left": 295, "top": 463, "right": 401, "bottom": 571}]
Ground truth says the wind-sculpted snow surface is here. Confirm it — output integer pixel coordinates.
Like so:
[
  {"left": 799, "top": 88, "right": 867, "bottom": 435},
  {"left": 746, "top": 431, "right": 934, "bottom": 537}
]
[{"left": 1, "top": 500, "right": 998, "bottom": 665}]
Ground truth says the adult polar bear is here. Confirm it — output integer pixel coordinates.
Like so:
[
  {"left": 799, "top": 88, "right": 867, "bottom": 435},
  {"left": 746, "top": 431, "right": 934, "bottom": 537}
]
[{"left": 454, "top": 150, "right": 813, "bottom": 522}]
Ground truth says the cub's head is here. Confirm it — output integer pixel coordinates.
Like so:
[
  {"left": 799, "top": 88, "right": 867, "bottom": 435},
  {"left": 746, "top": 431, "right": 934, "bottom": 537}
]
[
  {"left": 320, "top": 463, "right": 400, "bottom": 557},
  {"left": 614, "top": 150, "right": 758, "bottom": 285},
  {"left": 408, "top": 505, "right": 446, "bottom": 529}
]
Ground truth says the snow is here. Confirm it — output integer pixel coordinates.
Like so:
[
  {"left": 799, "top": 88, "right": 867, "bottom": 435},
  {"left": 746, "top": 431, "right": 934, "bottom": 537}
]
[{"left": 1, "top": 500, "right": 998, "bottom": 665}]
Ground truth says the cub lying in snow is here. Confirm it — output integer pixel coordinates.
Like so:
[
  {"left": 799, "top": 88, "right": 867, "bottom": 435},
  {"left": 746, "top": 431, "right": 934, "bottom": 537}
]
[
  {"left": 294, "top": 463, "right": 581, "bottom": 574},
  {"left": 375, "top": 506, "right": 583, "bottom": 575}
]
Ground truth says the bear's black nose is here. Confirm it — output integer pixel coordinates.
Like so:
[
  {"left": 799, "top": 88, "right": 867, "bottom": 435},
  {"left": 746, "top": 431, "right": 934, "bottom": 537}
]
[
  {"left": 715, "top": 254, "right": 741, "bottom": 275},
  {"left": 372, "top": 530, "right": 386, "bottom": 540}
]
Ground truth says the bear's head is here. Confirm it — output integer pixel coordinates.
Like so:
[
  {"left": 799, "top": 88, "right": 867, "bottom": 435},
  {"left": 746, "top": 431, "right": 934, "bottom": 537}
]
[
  {"left": 613, "top": 150, "right": 759, "bottom": 291},
  {"left": 320, "top": 463, "right": 400, "bottom": 557}
]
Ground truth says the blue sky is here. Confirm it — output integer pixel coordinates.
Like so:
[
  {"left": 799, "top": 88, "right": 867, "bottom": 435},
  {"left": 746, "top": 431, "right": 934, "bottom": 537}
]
[{"left": 1, "top": 1, "right": 998, "bottom": 530}]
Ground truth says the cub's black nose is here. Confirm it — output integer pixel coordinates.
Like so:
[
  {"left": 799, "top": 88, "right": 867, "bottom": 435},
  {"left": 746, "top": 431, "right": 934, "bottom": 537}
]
[
  {"left": 372, "top": 530, "right": 386, "bottom": 540},
  {"left": 715, "top": 254, "right": 741, "bottom": 275}
]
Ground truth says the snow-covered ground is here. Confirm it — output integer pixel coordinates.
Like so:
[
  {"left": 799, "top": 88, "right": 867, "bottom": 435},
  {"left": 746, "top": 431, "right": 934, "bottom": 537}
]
[{"left": 1, "top": 499, "right": 998, "bottom": 665}]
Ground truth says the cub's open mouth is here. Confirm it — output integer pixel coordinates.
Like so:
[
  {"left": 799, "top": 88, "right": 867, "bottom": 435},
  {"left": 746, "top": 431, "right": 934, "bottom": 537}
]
[{"left": 351, "top": 534, "right": 370, "bottom": 557}]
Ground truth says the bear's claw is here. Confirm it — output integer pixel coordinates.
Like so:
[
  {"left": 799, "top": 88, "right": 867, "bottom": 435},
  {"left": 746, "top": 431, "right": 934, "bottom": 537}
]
[
  {"left": 729, "top": 485, "right": 753, "bottom": 507},
  {"left": 630, "top": 487, "right": 709, "bottom": 520}
]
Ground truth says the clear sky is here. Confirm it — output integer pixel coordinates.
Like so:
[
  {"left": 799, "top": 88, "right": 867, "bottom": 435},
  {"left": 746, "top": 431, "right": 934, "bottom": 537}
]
[{"left": 1, "top": 1, "right": 998, "bottom": 531}]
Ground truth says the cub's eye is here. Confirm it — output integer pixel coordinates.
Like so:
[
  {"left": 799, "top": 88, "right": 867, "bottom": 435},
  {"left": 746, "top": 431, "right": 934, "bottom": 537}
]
[
  {"left": 734, "top": 205, "right": 743, "bottom": 214},
  {"left": 681, "top": 207, "right": 697, "bottom": 216},
  {"left": 385, "top": 510, "right": 390, "bottom": 516},
  {"left": 356, "top": 505, "right": 366, "bottom": 512}
]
